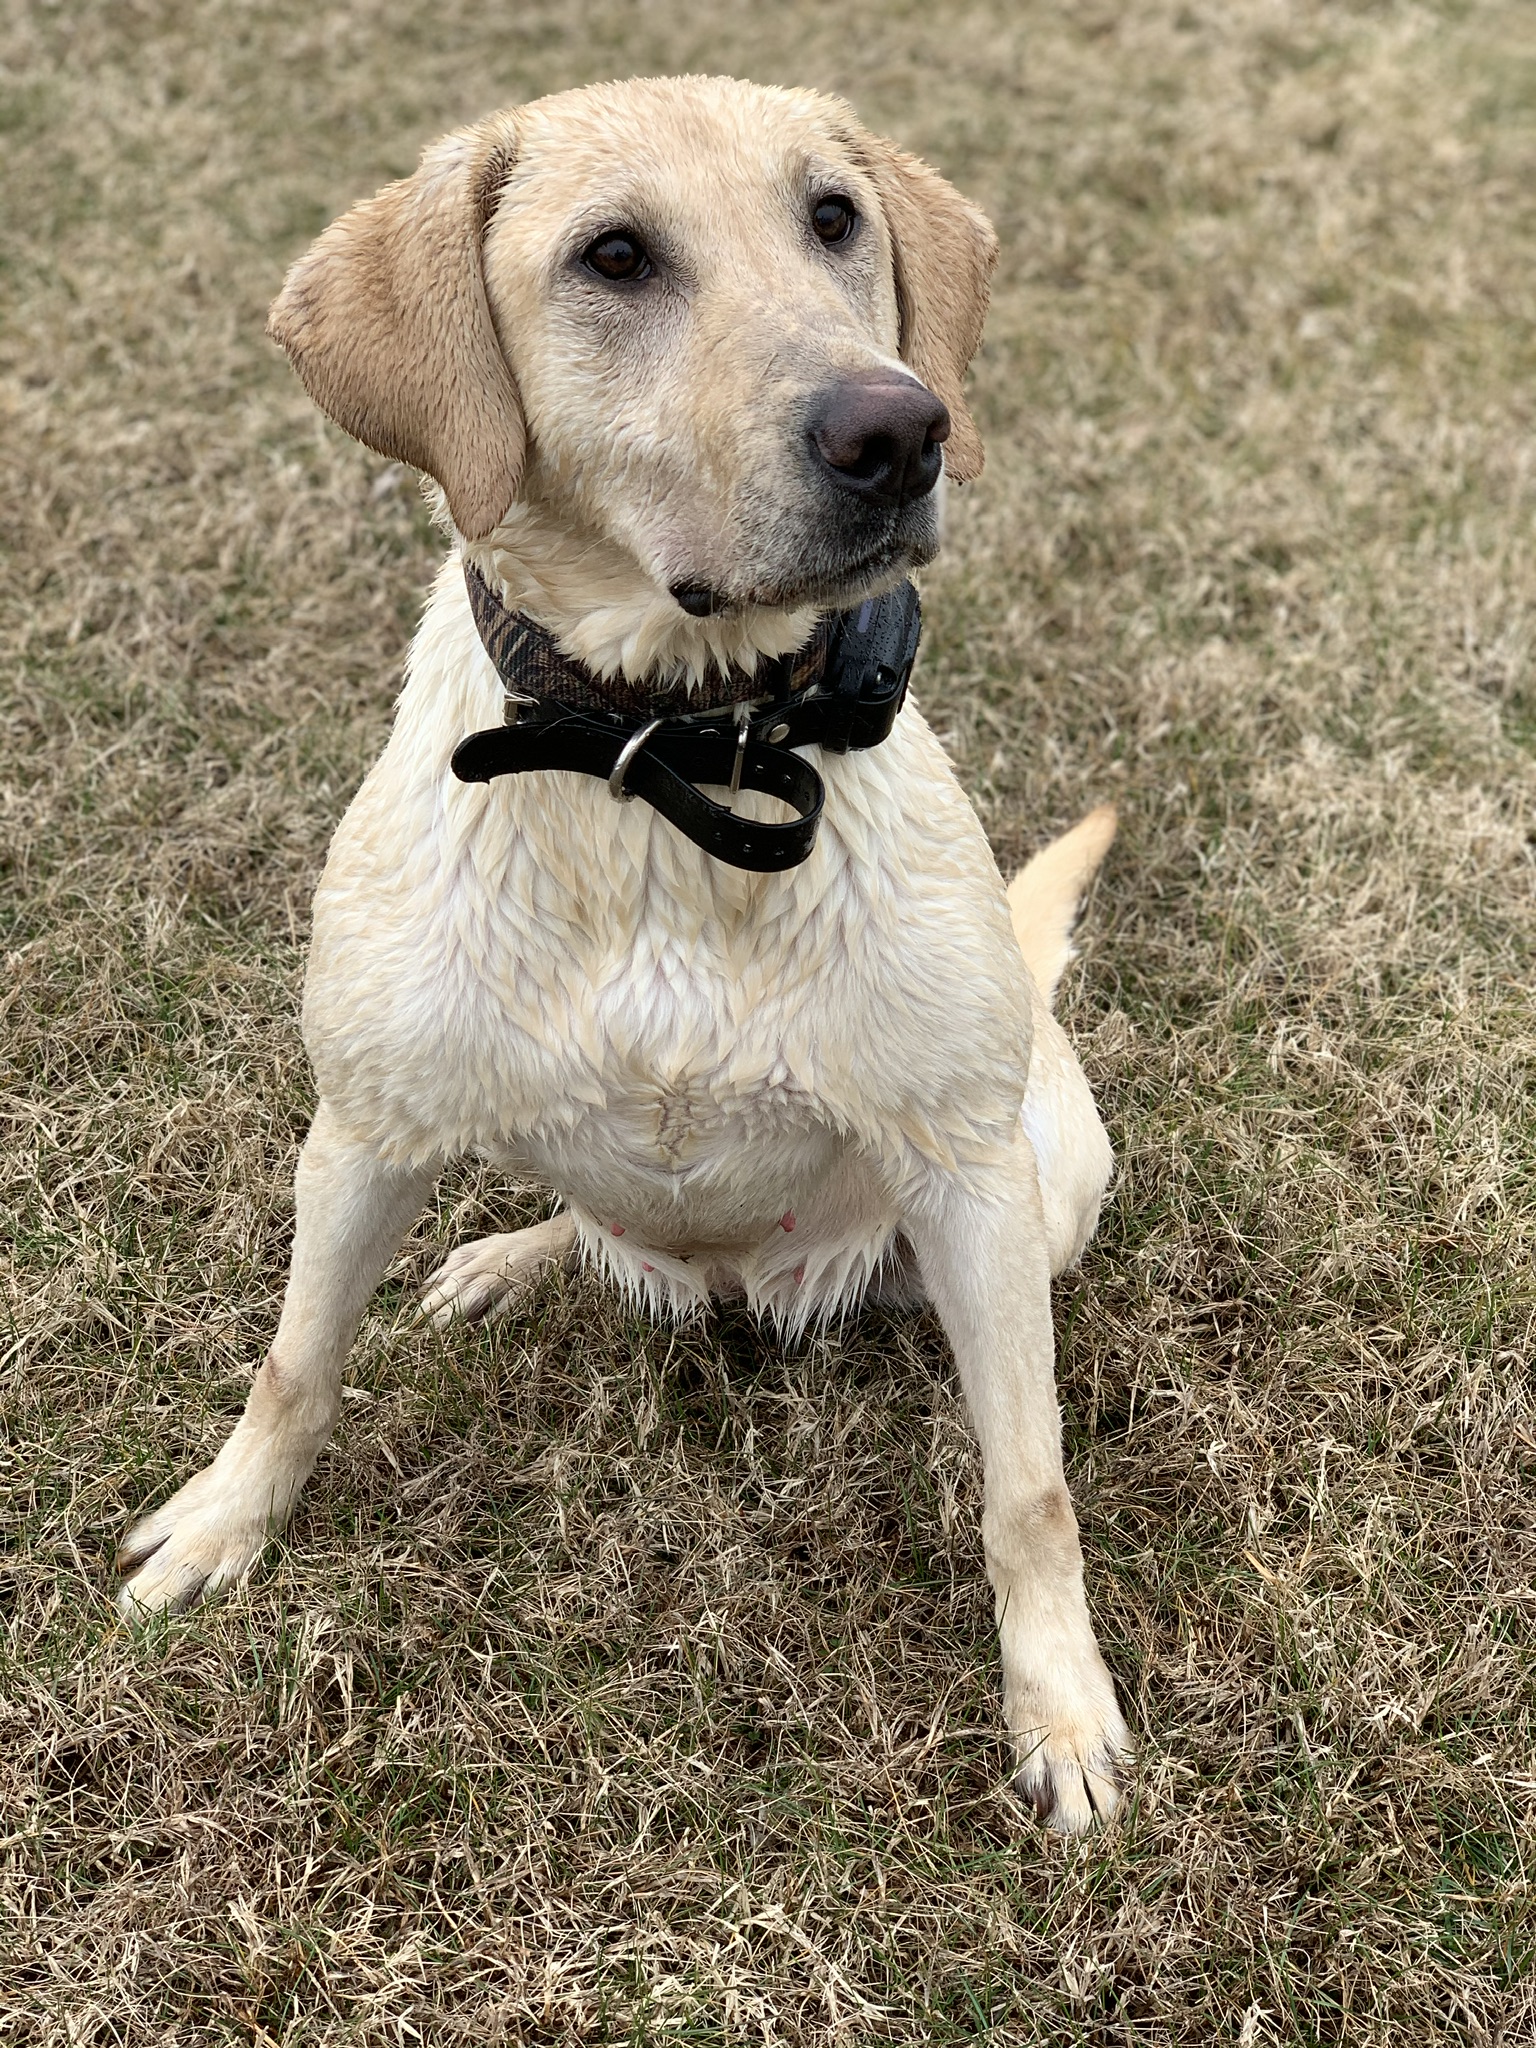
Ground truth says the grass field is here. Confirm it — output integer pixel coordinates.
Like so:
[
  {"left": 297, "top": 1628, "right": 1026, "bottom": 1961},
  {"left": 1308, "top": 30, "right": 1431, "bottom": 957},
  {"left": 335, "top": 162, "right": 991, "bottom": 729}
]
[{"left": 3, "top": 1, "right": 1535, "bottom": 2040}]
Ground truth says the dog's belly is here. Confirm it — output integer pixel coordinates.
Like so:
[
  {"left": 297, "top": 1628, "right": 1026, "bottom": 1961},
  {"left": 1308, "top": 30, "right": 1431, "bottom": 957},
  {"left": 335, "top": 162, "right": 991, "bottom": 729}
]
[{"left": 492, "top": 1089, "right": 901, "bottom": 1328}]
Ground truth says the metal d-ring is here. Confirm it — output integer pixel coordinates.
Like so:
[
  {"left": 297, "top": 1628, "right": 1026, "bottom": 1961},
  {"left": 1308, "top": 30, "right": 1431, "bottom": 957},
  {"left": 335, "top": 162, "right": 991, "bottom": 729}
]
[
  {"left": 727, "top": 701, "right": 753, "bottom": 811},
  {"left": 608, "top": 718, "right": 664, "bottom": 802}
]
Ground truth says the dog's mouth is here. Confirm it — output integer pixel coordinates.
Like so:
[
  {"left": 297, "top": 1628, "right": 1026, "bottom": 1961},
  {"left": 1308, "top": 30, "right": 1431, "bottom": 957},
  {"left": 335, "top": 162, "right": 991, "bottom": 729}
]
[{"left": 708, "top": 529, "right": 935, "bottom": 617}]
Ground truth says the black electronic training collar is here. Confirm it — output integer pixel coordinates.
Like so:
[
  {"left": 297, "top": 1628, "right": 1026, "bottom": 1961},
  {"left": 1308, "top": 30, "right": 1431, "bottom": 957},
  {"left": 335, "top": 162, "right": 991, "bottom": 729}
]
[{"left": 451, "top": 562, "right": 922, "bottom": 872}]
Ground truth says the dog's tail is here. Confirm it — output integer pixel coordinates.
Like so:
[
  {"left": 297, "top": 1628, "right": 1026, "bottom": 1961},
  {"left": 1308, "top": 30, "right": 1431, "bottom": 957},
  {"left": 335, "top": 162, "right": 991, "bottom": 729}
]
[{"left": 1006, "top": 805, "right": 1117, "bottom": 1011}]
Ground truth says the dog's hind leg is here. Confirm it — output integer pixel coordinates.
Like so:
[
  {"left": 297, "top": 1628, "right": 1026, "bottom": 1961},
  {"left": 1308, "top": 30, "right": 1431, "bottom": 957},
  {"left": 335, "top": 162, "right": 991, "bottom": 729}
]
[
  {"left": 419, "top": 1214, "right": 577, "bottom": 1328},
  {"left": 1019, "top": 986, "right": 1115, "bottom": 1276},
  {"left": 117, "top": 1103, "right": 435, "bottom": 1617}
]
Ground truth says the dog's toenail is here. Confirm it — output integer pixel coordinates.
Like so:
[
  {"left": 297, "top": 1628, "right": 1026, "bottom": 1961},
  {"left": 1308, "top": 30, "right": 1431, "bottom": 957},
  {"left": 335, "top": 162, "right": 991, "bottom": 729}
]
[
  {"left": 611, "top": 1224, "right": 624, "bottom": 1235},
  {"left": 780, "top": 1211, "right": 795, "bottom": 1231},
  {"left": 793, "top": 1262, "right": 805, "bottom": 1284},
  {"left": 642, "top": 1261, "right": 654, "bottom": 1272}
]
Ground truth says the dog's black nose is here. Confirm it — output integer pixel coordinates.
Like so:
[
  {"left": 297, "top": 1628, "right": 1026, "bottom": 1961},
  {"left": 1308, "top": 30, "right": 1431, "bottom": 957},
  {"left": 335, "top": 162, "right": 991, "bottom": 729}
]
[{"left": 807, "top": 374, "right": 951, "bottom": 508}]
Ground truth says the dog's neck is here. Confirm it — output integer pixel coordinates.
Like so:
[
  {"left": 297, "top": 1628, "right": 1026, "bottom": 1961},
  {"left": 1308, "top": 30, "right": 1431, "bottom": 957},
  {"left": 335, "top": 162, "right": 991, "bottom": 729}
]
[{"left": 461, "top": 501, "right": 820, "bottom": 691}]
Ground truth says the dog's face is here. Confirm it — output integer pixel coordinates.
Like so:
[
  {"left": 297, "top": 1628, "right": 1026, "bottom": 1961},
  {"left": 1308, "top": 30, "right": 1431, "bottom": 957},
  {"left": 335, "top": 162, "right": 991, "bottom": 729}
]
[{"left": 270, "top": 77, "right": 997, "bottom": 616}]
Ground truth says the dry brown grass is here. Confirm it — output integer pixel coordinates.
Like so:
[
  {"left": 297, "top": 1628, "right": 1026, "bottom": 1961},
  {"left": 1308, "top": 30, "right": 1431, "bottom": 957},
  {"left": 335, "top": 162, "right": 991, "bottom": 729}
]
[{"left": 2, "top": 1, "right": 1534, "bottom": 2041}]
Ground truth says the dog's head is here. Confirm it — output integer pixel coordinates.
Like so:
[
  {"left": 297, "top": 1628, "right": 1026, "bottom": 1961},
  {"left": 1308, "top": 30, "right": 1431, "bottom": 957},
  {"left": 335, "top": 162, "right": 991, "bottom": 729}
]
[{"left": 269, "top": 76, "right": 996, "bottom": 616}]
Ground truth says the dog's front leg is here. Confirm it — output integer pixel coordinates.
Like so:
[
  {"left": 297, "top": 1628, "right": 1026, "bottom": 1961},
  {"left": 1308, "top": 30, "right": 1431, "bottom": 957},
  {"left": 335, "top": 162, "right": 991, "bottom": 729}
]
[
  {"left": 117, "top": 1102, "right": 435, "bottom": 1618},
  {"left": 904, "top": 1131, "right": 1130, "bottom": 1830}
]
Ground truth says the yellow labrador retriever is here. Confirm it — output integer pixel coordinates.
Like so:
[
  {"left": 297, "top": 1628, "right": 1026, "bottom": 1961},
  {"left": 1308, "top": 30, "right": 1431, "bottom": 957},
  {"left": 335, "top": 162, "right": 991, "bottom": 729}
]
[{"left": 117, "top": 75, "right": 1130, "bottom": 1831}]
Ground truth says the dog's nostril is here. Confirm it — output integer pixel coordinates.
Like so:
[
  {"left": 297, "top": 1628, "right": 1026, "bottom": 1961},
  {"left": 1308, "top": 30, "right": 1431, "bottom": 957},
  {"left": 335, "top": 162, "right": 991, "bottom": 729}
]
[{"left": 830, "top": 430, "right": 898, "bottom": 483}]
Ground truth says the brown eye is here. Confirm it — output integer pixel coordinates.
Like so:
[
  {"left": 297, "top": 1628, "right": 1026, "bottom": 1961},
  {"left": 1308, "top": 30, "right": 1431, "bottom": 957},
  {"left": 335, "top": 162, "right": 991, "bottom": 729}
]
[
  {"left": 582, "top": 231, "right": 653, "bottom": 282},
  {"left": 811, "top": 195, "right": 857, "bottom": 245}
]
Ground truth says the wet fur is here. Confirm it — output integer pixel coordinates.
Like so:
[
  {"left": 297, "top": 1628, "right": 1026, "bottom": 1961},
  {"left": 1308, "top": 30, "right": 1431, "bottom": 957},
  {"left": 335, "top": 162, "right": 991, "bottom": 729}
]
[{"left": 118, "top": 75, "right": 1131, "bottom": 1835}]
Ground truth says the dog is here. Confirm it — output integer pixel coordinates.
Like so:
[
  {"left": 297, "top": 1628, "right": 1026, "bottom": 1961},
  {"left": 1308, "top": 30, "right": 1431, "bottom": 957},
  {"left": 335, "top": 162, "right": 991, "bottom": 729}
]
[{"left": 116, "top": 75, "right": 1131, "bottom": 1832}]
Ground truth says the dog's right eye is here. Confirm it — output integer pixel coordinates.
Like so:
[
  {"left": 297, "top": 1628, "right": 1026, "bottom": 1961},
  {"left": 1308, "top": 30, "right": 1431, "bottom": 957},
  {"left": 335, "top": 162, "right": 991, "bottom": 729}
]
[{"left": 582, "top": 232, "right": 653, "bottom": 283}]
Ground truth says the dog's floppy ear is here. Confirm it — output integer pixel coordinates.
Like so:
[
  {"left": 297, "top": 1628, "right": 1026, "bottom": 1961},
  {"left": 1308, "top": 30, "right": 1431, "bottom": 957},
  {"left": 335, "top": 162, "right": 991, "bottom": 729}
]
[
  {"left": 850, "top": 131, "right": 998, "bottom": 484},
  {"left": 268, "top": 115, "right": 523, "bottom": 541}
]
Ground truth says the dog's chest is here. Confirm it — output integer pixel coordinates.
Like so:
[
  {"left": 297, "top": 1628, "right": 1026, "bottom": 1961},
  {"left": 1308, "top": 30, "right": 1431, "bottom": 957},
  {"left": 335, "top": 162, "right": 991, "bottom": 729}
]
[
  {"left": 490, "top": 867, "right": 845, "bottom": 1175},
  {"left": 303, "top": 594, "right": 1032, "bottom": 1195}
]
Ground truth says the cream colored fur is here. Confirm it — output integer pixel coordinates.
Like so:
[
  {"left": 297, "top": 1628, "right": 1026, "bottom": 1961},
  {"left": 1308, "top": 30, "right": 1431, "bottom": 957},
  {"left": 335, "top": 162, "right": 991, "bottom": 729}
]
[{"left": 118, "top": 76, "right": 1130, "bottom": 1833}]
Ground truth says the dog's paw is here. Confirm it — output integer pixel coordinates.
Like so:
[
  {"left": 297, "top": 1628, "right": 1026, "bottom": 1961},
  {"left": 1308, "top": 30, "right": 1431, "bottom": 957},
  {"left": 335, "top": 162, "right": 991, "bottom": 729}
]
[
  {"left": 116, "top": 1466, "right": 274, "bottom": 1620},
  {"left": 420, "top": 1216, "right": 575, "bottom": 1329},
  {"left": 1006, "top": 1672, "right": 1132, "bottom": 1834}
]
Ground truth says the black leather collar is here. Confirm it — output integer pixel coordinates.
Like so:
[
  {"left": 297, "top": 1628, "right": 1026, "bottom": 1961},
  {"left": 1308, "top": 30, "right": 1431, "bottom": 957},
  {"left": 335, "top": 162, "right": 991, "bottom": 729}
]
[{"left": 451, "top": 563, "right": 921, "bottom": 872}]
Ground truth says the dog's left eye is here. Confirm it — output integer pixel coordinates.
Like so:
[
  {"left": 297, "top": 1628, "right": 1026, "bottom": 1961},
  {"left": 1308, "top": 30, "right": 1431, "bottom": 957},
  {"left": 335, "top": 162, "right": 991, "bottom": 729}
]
[
  {"left": 811, "top": 195, "right": 857, "bottom": 245},
  {"left": 582, "top": 231, "right": 653, "bottom": 283}
]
